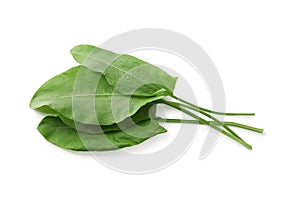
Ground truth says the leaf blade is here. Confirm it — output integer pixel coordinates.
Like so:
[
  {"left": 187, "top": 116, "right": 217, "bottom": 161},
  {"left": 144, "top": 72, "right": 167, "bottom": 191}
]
[
  {"left": 60, "top": 103, "right": 157, "bottom": 134},
  {"left": 71, "top": 45, "right": 177, "bottom": 96},
  {"left": 30, "top": 66, "right": 165, "bottom": 125},
  {"left": 38, "top": 116, "right": 167, "bottom": 151}
]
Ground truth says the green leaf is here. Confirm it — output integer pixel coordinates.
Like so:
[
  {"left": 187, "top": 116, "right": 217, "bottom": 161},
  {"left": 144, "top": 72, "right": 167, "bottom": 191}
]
[
  {"left": 59, "top": 103, "right": 157, "bottom": 134},
  {"left": 30, "top": 66, "right": 165, "bottom": 125},
  {"left": 71, "top": 45, "right": 177, "bottom": 96},
  {"left": 37, "top": 116, "right": 167, "bottom": 151}
]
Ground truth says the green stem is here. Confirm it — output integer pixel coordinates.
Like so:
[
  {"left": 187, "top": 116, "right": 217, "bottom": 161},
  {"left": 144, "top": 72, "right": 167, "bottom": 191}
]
[
  {"left": 158, "top": 100, "right": 252, "bottom": 150},
  {"left": 179, "top": 103, "right": 245, "bottom": 141},
  {"left": 171, "top": 95, "right": 255, "bottom": 116},
  {"left": 154, "top": 118, "right": 263, "bottom": 134}
]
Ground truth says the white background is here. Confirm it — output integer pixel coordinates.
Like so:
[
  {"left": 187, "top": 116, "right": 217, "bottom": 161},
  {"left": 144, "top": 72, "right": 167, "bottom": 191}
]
[{"left": 1, "top": 0, "right": 299, "bottom": 199}]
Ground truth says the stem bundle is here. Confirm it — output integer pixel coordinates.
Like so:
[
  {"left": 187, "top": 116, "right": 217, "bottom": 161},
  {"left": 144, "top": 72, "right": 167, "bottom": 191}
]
[{"left": 157, "top": 96, "right": 263, "bottom": 150}]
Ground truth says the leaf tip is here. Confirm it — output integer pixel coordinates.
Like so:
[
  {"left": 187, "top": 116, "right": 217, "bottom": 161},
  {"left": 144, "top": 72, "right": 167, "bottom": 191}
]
[{"left": 70, "top": 44, "right": 96, "bottom": 63}]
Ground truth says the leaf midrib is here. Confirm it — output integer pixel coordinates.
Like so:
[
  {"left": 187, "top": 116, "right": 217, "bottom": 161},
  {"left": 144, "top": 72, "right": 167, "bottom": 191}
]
[{"left": 35, "top": 93, "right": 161, "bottom": 100}]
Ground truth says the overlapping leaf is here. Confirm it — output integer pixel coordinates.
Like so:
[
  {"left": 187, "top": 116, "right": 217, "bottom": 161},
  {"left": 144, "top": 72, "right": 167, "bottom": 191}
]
[
  {"left": 30, "top": 66, "right": 165, "bottom": 125},
  {"left": 59, "top": 103, "right": 157, "bottom": 134},
  {"left": 38, "top": 116, "right": 166, "bottom": 151},
  {"left": 71, "top": 45, "right": 177, "bottom": 96}
]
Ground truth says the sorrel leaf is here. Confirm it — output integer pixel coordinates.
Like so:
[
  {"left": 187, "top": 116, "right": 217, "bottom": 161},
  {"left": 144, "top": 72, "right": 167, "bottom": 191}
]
[
  {"left": 30, "top": 66, "right": 164, "bottom": 125},
  {"left": 59, "top": 103, "right": 157, "bottom": 134},
  {"left": 38, "top": 116, "right": 167, "bottom": 151},
  {"left": 71, "top": 45, "right": 177, "bottom": 96}
]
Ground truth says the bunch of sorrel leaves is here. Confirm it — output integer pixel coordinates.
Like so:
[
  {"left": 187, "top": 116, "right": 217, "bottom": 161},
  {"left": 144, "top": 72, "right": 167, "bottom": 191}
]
[{"left": 30, "top": 45, "right": 263, "bottom": 151}]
